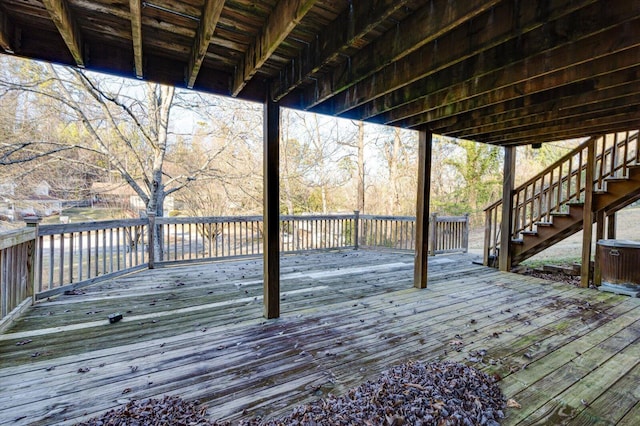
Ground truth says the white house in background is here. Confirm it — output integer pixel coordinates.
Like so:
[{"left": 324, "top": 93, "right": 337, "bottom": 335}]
[
  {"left": 0, "top": 180, "right": 63, "bottom": 219},
  {"left": 25, "top": 181, "right": 62, "bottom": 217}
]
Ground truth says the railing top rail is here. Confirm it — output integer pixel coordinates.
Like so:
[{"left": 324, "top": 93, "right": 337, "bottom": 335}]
[
  {"left": 359, "top": 214, "right": 415, "bottom": 221},
  {"left": 281, "top": 213, "right": 355, "bottom": 220},
  {"left": 0, "top": 227, "right": 36, "bottom": 250},
  {"left": 155, "top": 215, "right": 263, "bottom": 225},
  {"left": 513, "top": 136, "right": 597, "bottom": 192},
  {"left": 38, "top": 218, "right": 148, "bottom": 235},
  {"left": 483, "top": 135, "right": 599, "bottom": 212},
  {"left": 435, "top": 215, "right": 469, "bottom": 222}
]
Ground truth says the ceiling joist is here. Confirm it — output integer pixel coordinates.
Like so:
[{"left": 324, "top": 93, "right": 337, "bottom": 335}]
[
  {"left": 129, "top": 0, "right": 143, "bottom": 78},
  {"left": 485, "top": 110, "right": 640, "bottom": 145},
  {"left": 318, "top": 0, "right": 601, "bottom": 117},
  {"left": 186, "top": 0, "right": 225, "bottom": 89},
  {"left": 294, "top": 0, "right": 502, "bottom": 110},
  {"left": 398, "top": 32, "right": 640, "bottom": 132},
  {"left": 373, "top": 12, "right": 640, "bottom": 129},
  {"left": 1, "top": 0, "right": 637, "bottom": 146},
  {"left": 232, "top": 0, "right": 317, "bottom": 97},
  {"left": 270, "top": 0, "right": 412, "bottom": 102},
  {"left": 447, "top": 71, "right": 640, "bottom": 138},
  {"left": 42, "top": 0, "right": 84, "bottom": 67},
  {"left": 456, "top": 90, "right": 640, "bottom": 141}
]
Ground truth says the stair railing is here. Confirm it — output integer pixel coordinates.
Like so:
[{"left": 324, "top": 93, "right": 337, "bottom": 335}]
[{"left": 484, "top": 130, "right": 639, "bottom": 266}]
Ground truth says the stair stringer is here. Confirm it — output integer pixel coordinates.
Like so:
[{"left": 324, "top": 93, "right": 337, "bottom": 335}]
[{"left": 511, "top": 165, "right": 640, "bottom": 264}]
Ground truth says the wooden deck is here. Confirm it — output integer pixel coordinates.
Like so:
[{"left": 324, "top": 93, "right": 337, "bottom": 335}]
[{"left": 1, "top": 250, "right": 639, "bottom": 425}]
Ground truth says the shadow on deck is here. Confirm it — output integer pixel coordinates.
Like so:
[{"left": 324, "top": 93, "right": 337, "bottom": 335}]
[{"left": 1, "top": 250, "right": 639, "bottom": 425}]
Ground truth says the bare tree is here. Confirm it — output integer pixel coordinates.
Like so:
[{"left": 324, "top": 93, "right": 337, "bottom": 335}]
[{"left": 0, "top": 58, "right": 239, "bottom": 256}]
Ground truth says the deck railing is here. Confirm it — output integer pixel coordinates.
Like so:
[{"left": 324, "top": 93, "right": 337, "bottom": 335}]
[
  {"left": 0, "top": 223, "right": 37, "bottom": 331},
  {"left": 484, "top": 130, "right": 639, "bottom": 265},
  {"left": 36, "top": 219, "right": 150, "bottom": 297},
  {"left": 359, "top": 213, "right": 469, "bottom": 254},
  {"left": 0, "top": 212, "right": 469, "bottom": 322}
]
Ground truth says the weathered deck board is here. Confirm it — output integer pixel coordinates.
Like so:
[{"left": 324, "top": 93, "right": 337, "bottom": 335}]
[{"left": 0, "top": 250, "right": 638, "bottom": 425}]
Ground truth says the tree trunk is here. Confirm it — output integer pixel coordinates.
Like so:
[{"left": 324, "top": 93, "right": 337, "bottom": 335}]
[
  {"left": 357, "top": 122, "right": 365, "bottom": 213},
  {"left": 387, "top": 128, "right": 402, "bottom": 215}
]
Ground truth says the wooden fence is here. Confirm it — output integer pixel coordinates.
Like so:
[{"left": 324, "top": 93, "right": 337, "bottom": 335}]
[{"left": 0, "top": 212, "right": 469, "bottom": 324}]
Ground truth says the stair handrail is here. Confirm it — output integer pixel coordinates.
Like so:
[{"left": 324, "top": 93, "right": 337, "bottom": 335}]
[{"left": 483, "top": 130, "right": 639, "bottom": 266}]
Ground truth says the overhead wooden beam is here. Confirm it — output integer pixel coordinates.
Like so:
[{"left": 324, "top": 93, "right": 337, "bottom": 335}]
[
  {"left": 287, "top": 0, "right": 500, "bottom": 110},
  {"left": 482, "top": 119, "right": 640, "bottom": 147},
  {"left": 499, "top": 146, "right": 516, "bottom": 272},
  {"left": 451, "top": 90, "right": 640, "bottom": 141},
  {"left": 392, "top": 22, "right": 640, "bottom": 130},
  {"left": 186, "top": 0, "right": 225, "bottom": 89},
  {"left": 414, "top": 127, "right": 432, "bottom": 289},
  {"left": 362, "top": 15, "right": 639, "bottom": 127},
  {"left": 233, "top": 0, "right": 317, "bottom": 97},
  {"left": 441, "top": 70, "right": 640, "bottom": 138},
  {"left": 270, "top": 0, "right": 412, "bottom": 101},
  {"left": 304, "top": 0, "right": 592, "bottom": 113},
  {"left": 476, "top": 111, "right": 640, "bottom": 145},
  {"left": 129, "top": 0, "right": 143, "bottom": 78},
  {"left": 263, "top": 85, "right": 280, "bottom": 319},
  {"left": 42, "top": 0, "right": 84, "bottom": 67},
  {"left": 0, "top": 9, "right": 13, "bottom": 53}
]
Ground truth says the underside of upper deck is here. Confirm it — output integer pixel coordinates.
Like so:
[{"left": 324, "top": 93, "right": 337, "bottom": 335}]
[{"left": 1, "top": 251, "right": 638, "bottom": 425}]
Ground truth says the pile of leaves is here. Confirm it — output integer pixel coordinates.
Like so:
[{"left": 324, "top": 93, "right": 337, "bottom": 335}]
[{"left": 76, "top": 361, "right": 505, "bottom": 426}]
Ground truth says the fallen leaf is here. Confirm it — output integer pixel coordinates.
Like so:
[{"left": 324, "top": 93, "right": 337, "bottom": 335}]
[
  {"left": 507, "top": 398, "right": 521, "bottom": 409},
  {"left": 403, "top": 383, "right": 426, "bottom": 391}
]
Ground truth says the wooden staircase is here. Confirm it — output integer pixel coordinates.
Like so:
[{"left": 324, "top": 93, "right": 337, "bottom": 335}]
[{"left": 484, "top": 130, "right": 640, "bottom": 267}]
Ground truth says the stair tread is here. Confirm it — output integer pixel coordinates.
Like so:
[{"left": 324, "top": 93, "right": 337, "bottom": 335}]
[
  {"left": 604, "top": 176, "right": 629, "bottom": 181},
  {"left": 500, "top": 134, "right": 640, "bottom": 267}
]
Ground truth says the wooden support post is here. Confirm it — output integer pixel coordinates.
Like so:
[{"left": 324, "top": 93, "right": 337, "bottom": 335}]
[
  {"left": 263, "top": 88, "right": 280, "bottom": 319},
  {"left": 414, "top": 128, "right": 432, "bottom": 289},
  {"left": 463, "top": 213, "right": 470, "bottom": 253},
  {"left": 353, "top": 210, "right": 360, "bottom": 250},
  {"left": 147, "top": 212, "right": 155, "bottom": 270},
  {"left": 607, "top": 212, "right": 616, "bottom": 239},
  {"left": 24, "top": 217, "right": 41, "bottom": 304},
  {"left": 499, "top": 146, "right": 516, "bottom": 271},
  {"left": 580, "top": 140, "right": 596, "bottom": 288},
  {"left": 428, "top": 212, "right": 437, "bottom": 256},
  {"left": 594, "top": 209, "right": 605, "bottom": 287}
]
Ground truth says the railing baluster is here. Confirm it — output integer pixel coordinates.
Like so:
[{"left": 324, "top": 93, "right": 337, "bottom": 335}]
[{"left": 622, "top": 132, "right": 629, "bottom": 176}]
